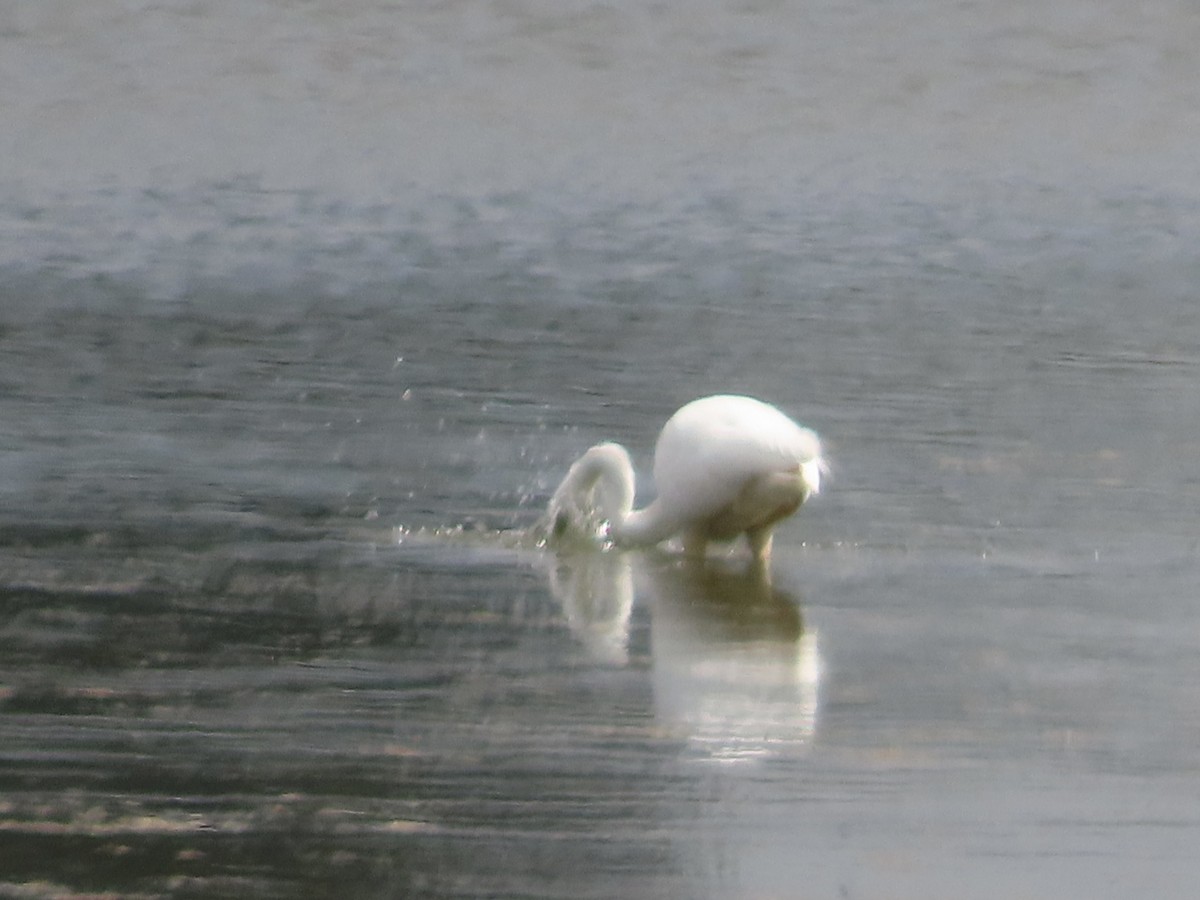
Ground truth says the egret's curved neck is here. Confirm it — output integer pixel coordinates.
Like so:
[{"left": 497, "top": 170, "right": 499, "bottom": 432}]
[
  {"left": 548, "top": 442, "right": 634, "bottom": 523},
  {"left": 612, "top": 503, "right": 677, "bottom": 547},
  {"left": 548, "top": 443, "right": 676, "bottom": 548}
]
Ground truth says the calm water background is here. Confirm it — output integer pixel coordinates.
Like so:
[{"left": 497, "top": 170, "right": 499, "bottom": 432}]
[{"left": 2, "top": 1, "right": 1200, "bottom": 897}]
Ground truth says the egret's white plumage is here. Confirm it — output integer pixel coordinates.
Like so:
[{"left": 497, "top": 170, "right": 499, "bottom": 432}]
[{"left": 546, "top": 395, "right": 825, "bottom": 564}]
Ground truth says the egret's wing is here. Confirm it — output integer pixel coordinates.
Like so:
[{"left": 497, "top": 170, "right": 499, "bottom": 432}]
[{"left": 651, "top": 397, "right": 822, "bottom": 524}]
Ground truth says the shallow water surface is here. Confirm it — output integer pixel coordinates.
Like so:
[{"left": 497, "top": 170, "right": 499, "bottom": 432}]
[
  {"left": 4, "top": 0, "right": 1200, "bottom": 897},
  {"left": 4, "top": 518, "right": 1199, "bottom": 898}
]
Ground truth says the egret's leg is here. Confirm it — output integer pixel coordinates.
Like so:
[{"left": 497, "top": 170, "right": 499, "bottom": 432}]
[{"left": 746, "top": 527, "right": 774, "bottom": 565}]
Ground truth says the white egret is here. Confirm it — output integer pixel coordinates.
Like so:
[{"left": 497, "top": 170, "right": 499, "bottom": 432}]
[{"left": 546, "top": 395, "right": 826, "bottom": 564}]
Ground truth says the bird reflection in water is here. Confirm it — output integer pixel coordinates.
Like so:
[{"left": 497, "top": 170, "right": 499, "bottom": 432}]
[
  {"left": 545, "top": 550, "right": 821, "bottom": 763},
  {"left": 547, "top": 550, "right": 635, "bottom": 666}
]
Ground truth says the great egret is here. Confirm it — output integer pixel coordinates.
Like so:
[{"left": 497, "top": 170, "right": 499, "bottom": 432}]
[{"left": 546, "top": 394, "right": 826, "bottom": 564}]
